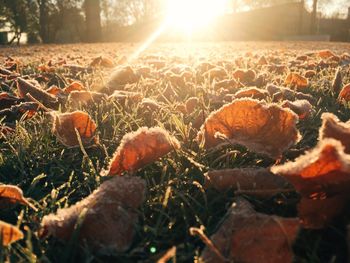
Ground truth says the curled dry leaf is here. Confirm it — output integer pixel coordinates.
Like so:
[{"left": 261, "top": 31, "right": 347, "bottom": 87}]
[
  {"left": 198, "top": 98, "right": 301, "bottom": 158},
  {"left": 338, "top": 83, "right": 350, "bottom": 102},
  {"left": 52, "top": 111, "right": 97, "bottom": 147},
  {"left": 185, "top": 97, "right": 199, "bottom": 114},
  {"left": 0, "top": 185, "right": 36, "bottom": 210},
  {"left": 90, "top": 56, "right": 115, "bottom": 68},
  {"left": 102, "top": 127, "right": 180, "bottom": 176},
  {"left": 331, "top": 68, "right": 342, "bottom": 94},
  {"left": 68, "top": 91, "right": 106, "bottom": 106},
  {"left": 140, "top": 98, "right": 162, "bottom": 111},
  {"left": 266, "top": 84, "right": 315, "bottom": 104},
  {"left": 63, "top": 81, "right": 86, "bottom": 94},
  {"left": 304, "top": 70, "right": 316, "bottom": 78},
  {"left": 17, "top": 78, "right": 58, "bottom": 109},
  {"left": 285, "top": 73, "right": 308, "bottom": 89},
  {"left": 108, "top": 90, "right": 142, "bottom": 104},
  {"left": 41, "top": 176, "right": 146, "bottom": 253},
  {"left": 0, "top": 102, "right": 39, "bottom": 123},
  {"left": 0, "top": 220, "right": 24, "bottom": 246},
  {"left": 319, "top": 112, "right": 350, "bottom": 154},
  {"left": 271, "top": 139, "right": 350, "bottom": 229},
  {"left": 205, "top": 168, "right": 291, "bottom": 197},
  {"left": 318, "top": 50, "right": 336, "bottom": 59},
  {"left": 232, "top": 69, "right": 256, "bottom": 84},
  {"left": 203, "top": 67, "right": 227, "bottom": 81},
  {"left": 46, "top": 86, "right": 63, "bottom": 96},
  {"left": 234, "top": 87, "right": 269, "bottom": 100},
  {"left": 106, "top": 66, "right": 139, "bottom": 89},
  {"left": 0, "top": 92, "right": 22, "bottom": 110},
  {"left": 282, "top": 100, "right": 312, "bottom": 120},
  {"left": 200, "top": 198, "right": 299, "bottom": 263}
]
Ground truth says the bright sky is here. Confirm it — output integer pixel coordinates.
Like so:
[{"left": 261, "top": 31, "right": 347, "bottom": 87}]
[{"left": 305, "top": 0, "right": 348, "bottom": 18}]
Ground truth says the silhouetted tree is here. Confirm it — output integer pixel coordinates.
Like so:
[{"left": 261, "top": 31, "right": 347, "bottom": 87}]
[{"left": 84, "top": 0, "right": 102, "bottom": 42}]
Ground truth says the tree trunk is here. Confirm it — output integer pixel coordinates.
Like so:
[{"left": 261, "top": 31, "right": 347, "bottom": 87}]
[
  {"left": 39, "top": 0, "right": 49, "bottom": 43},
  {"left": 310, "top": 0, "right": 318, "bottom": 34},
  {"left": 84, "top": 0, "right": 102, "bottom": 42}
]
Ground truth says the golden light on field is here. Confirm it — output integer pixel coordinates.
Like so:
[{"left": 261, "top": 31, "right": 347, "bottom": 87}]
[{"left": 165, "top": 0, "right": 228, "bottom": 35}]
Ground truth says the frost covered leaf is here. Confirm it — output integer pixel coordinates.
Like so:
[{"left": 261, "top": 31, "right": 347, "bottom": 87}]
[
  {"left": 319, "top": 112, "right": 350, "bottom": 154},
  {"left": 198, "top": 98, "right": 301, "bottom": 158},
  {"left": 63, "top": 81, "right": 86, "bottom": 94},
  {"left": 0, "top": 102, "right": 39, "bottom": 123},
  {"left": 0, "top": 185, "right": 36, "bottom": 210},
  {"left": 102, "top": 127, "right": 180, "bottom": 176},
  {"left": 52, "top": 111, "right": 97, "bottom": 147},
  {"left": 200, "top": 198, "right": 299, "bottom": 263},
  {"left": 282, "top": 100, "right": 312, "bottom": 120},
  {"left": 338, "top": 83, "right": 350, "bottom": 102},
  {"left": 90, "top": 56, "right": 114, "bottom": 68},
  {"left": 16, "top": 78, "right": 58, "bottom": 109},
  {"left": 185, "top": 97, "right": 199, "bottom": 114},
  {"left": 285, "top": 73, "right": 308, "bottom": 89},
  {"left": 0, "top": 92, "right": 22, "bottom": 110},
  {"left": 331, "top": 68, "right": 342, "bottom": 94},
  {"left": 232, "top": 69, "right": 256, "bottom": 84},
  {"left": 0, "top": 220, "right": 24, "bottom": 246},
  {"left": 318, "top": 50, "right": 336, "bottom": 59},
  {"left": 234, "top": 87, "right": 269, "bottom": 100},
  {"left": 205, "top": 168, "right": 290, "bottom": 197},
  {"left": 68, "top": 91, "right": 106, "bottom": 106},
  {"left": 106, "top": 66, "right": 139, "bottom": 89},
  {"left": 41, "top": 176, "right": 146, "bottom": 253},
  {"left": 271, "top": 139, "right": 350, "bottom": 229}
]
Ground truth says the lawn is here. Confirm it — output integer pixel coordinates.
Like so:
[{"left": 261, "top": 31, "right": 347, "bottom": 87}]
[{"left": 1, "top": 41, "right": 350, "bottom": 262}]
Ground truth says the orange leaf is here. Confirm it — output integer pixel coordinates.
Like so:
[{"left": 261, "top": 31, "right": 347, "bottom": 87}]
[
  {"left": 200, "top": 198, "right": 299, "bottom": 263},
  {"left": 52, "top": 111, "right": 97, "bottom": 147},
  {"left": 0, "top": 185, "right": 36, "bottom": 210},
  {"left": 63, "top": 81, "right": 86, "bottom": 94},
  {"left": 232, "top": 69, "right": 256, "bottom": 84},
  {"left": 234, "top": 87, "right": 269, "bottom": 100},
  {"left": 68, "top": 91, "right": 106, "bottom": 106},
  {"left": 338, "top": 83, "right": 350, "bottom": 102},
  {"left": 271, "top": 139, "right": 350, "bottom": 228},
  {"left": 285, "top": 73, "right": 308, "bottom": 89},
  {"left": 41, "top": 176, "right": 145, "bottom": 253},
  {"left": 319, "top": 113, "right": 350, "bottom": 154},
  {"left": 318, "top": 50, "right": 336, "bottom": 59},
  {"left": 0, "top": 220, "right": 24, "bottom": 246},
  {"left": 198, "top": 99, "right": 301, "bottom": 158},
  {"left": 102, "top": 127, "right": 180, "bottom": 176}
]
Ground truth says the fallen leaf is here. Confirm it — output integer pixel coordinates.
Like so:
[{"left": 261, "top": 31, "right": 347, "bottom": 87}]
[
  {"left": 198, "top": 98, "right": 301, "bottom": 158},
  {"left": 185, "top": 97, "right": 199, "bottom": 114},
  {"left": 234, "top": 87, "right": 269, "bottom": 100},
  {"left": 41, "top": 176, "right": 146, "bottom": 253},
  {"left": 102, "top": 127, "right": 180, "bottom": 176},
  {"left": 106, "top": 66, "right": 139, "bottom": 90},
  {"left": 271, "top": 139, "right": 350, "bottom": 228},
  {"left": 0, "top": 185, "right": 36, "bottom": 210},
  {"left": 200, "top": 198, "right": 300, "bottom": 263},
  {"left": 17, "top": 78, "right": 58, "bottom": 109},
  {"left": 63, "top": 81, "right": 86, "bottom": 94},
  {"left": 318, "top": 50, "right": 336, "bottom": 59},
  {"left": 205, "top": 168, "right": 291, "bottom": 197},
  {"left": 90, "top": 56, "right": 115, "bottom": 68},
  {"left": 338, "top": 83, "right": 350, "bottom": 102},
  {"left": 0, "top": 92, "right": 22, "bottom": 110},
  {"left": 319, "top": 112, "right": 350, "bottom": 154},
  {"left": 282, "top": 100, "right": 312, "bottom": 120},
  {"left": 0, "top": 102, "right": 39, "bottom": 123},
  {"left": 68, "top": 91, "right": 106, "bottom": 106},
  {"left": 0, "top": 220, "right": 24, "bottom": 246},
  {"left": 285, "top": 73, "right": 308, "bottom": 89},
  {"left": 52, "top": 111, "right": 97, "bottom": 147},
  {"left": 331, "top": 68, "right": 342, "bottom": 94}
]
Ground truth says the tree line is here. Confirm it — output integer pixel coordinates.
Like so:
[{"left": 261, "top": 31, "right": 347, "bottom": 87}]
[{"left": 0, "top": 0, "right": 332, "bottom": 44}]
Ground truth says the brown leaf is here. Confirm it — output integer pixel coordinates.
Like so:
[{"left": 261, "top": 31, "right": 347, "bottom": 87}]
[
  {"left": 198, "top": 98, "right": 301, "bottom": 158},
  {"left": 0, "top": 220, "right": 24, "bottom": 246},
  {"left": 41, "top": 176, "right": 146, "bottom": 253},
  {"left": 234, "top": 87, "right": 269, "bottom": 100},
  {"left": 90, "top": 56, "right": 115, "bottom": 68},
  {"left": 282, "top": 100, "right": 312, "bottom": 120},
  {"left": 68, "top": 91, "right": 106, "bottom": 106},
  {"left": 271, "top": 139, "right": 350, "bottom": 228},
  {"left": 318, "top": 50, "right": 336, "bottom": 59},
  {"left": 185, "top": 97, "right": 199, "bottom": 114},
  {"left": 319, "top": 112, "right": 350, "bottom": 154},
  {"left": 0, "top": 185, "right": 36, "bottom": 210},
  {"left": 200, "top": 198, "right": 299, "bottom": 263},
  {"left": 52, "top": 111, "right": 97, "bottom": 147},
  {"left": 63, "top": 81, "right": 86, "bottom": 94},
  {"left": 205, "top": 168, "right": 291, "bottom": 197},
  {"left": 232, "top": 69, "right": 256, "bottom": 84},
  {"left": 331, "top": 68, "right": 342, "bottom": 94},
  {"left": 17, "top": 78, "right": 58, "bottom": 109},
  {"left": 0, "top": 102, "right": 39, "bottom": 123},
  {"left": 0, "top": 92, "right": 22, "bottom": 110},
  {"left": 338, "top": 83, "right": 350, "bottom": 102},
  {"left": 107, "top": 66, "right": 139, "bottom": 90},
  {"left": 102, "top": 127, "right": 180, "bottom": 176},
  {"left": 285, "top": 73, "right": 308, "bottom": 89}
]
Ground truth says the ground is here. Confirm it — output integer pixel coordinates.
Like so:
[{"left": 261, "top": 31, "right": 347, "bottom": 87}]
[{"left": 1, "top": 41, "right": 350, "bottom": 262}]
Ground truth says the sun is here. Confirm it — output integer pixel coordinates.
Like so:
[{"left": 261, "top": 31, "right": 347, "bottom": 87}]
[{"left": 165, "top": 0, "right": 228, "bottom": 35}]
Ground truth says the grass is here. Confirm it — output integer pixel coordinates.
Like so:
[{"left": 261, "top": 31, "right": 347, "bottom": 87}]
[{"left": 1, "top": 42, "right": 350, "bottom": 262}]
